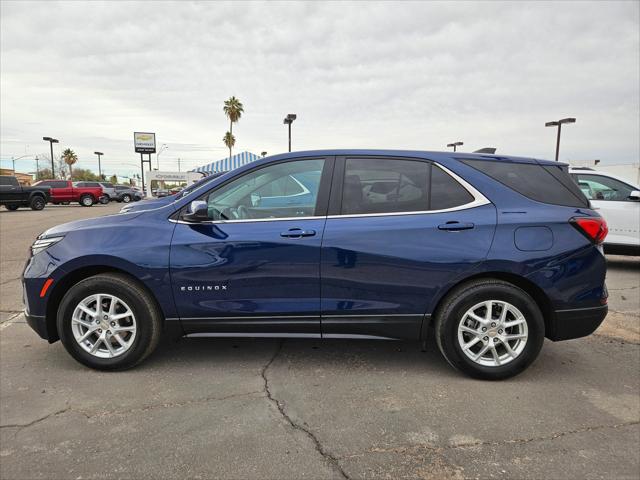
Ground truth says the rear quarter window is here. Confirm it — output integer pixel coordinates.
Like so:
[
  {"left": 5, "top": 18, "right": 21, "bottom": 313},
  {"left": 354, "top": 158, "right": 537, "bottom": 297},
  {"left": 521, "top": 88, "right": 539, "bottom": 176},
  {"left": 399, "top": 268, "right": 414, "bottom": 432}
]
[{"left": 461, "top": 159, "right": 589, "bottom": 208}]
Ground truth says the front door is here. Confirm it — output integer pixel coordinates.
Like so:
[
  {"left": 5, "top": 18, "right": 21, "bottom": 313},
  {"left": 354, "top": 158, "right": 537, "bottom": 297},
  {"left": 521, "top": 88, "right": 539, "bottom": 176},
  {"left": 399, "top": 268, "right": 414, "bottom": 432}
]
[
  {"left": 170, "top": 157, "right": 333, "bottom": 336},
  {"left": 320, "top": 156, "right": 497, "bottom": 339}
]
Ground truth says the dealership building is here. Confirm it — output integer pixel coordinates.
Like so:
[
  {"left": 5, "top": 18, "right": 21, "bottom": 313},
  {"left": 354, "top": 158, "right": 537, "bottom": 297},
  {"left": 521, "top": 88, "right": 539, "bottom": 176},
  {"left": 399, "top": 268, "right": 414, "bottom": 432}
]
[{"left": 193, "top": 151, "right": 261, "bottom": 175}]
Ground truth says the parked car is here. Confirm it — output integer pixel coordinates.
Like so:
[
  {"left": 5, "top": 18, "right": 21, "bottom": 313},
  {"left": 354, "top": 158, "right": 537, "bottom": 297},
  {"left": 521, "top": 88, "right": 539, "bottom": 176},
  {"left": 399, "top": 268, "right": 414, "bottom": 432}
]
[
  {"left": 113, "top": 185, "right": 142, "bottom": 203},
  {"left": 155, "top": 188, "right": 169, "bottom": 198},
  {"left": 33, "top": 180, "right": 103, "bottom": 207},
  {"left": 120, "top": 172, "right": 226, "bottom": 214},
  {"left": 0, "top": 175, "right": 51, "bottom": 211},
  {"left": 23, "top": 150, "right": 607, "bottom": 379},
  {"left": 75, "top": 182, "right": 113, "bottom": 204},
  {"left": 570, "top": 167, "right": 640, "bottom": 255}
]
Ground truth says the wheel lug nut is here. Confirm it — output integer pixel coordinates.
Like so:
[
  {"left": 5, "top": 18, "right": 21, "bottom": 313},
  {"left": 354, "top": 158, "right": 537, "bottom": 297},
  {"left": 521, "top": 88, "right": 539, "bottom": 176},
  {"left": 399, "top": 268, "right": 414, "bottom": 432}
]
[
  {"left": 491, "top": 322, "right": 496, "bottom": 327},
  {"left": 106, "top": 330, "right": 111, "bottom": 335},
  {"left": 483, "top": 336, "right": 489, "bottom": 341},
  {"left": 98, "top": 329, "right": 102, "bottom": 333},
  {"left": 498, "top": 329, "right": 503, "bottom": 334},
  {"left": 110, "top": 321, "right": 115, "bottom": 327},
  {"left": 103, "top": 315, "right": 108, "bottom": 320},
  {"left": 482, "top": 327, "right": 487, "bottom": 332}
]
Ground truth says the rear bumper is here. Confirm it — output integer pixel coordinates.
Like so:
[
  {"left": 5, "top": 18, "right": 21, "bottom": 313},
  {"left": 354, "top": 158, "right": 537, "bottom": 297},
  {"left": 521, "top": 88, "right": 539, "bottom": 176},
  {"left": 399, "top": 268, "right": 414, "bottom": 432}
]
[{"left": 547, "top": 305, "right": 608, "bottom": 341}]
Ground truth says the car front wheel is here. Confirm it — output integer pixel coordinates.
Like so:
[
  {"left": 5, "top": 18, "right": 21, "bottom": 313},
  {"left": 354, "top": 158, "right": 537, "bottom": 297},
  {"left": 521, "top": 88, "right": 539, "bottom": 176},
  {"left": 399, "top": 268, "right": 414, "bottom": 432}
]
[
  {"left": 57, "top": 273, "right": 163, "bottom": 370},
  {"left": 121, "top": 194, "right": 132, "bottom": 203},
  {"left": 435, "top": 279, "right": 545, "bottom": 380}
]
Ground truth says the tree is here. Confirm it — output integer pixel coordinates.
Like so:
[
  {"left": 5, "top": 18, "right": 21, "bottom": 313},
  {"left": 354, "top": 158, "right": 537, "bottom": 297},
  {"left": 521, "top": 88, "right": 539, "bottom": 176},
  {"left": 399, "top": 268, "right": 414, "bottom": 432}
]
[
  {"left": 72, "top": 168, "right": 100, "bottom": 181},
  {"left": 36, "top": 168, "right": 53, "bottom": 181},
  {"left": 109, "top": 174, "right": 118, "bottom": 184},
  {"left": 223, "top": 132, "right": 235, "bottom": 159},
  {"left": 223, "top": 96, "right": 244, "bottom": 158},
  {"left": 61, "top": 148, "right": 78, "bottom": 180}
]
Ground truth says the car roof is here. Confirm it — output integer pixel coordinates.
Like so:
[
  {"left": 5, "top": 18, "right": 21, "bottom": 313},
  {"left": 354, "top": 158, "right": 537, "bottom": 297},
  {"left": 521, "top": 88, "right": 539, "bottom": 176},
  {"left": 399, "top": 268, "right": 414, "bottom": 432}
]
[{"left": 260, "top": 149, "right": 564, "bottom": 167}]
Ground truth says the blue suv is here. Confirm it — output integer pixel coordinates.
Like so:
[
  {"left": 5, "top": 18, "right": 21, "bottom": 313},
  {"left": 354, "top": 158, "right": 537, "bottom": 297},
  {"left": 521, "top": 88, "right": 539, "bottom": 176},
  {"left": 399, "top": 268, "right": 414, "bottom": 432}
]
[{"left": 22, "top": 150, "right": 608, "bottom": 379}]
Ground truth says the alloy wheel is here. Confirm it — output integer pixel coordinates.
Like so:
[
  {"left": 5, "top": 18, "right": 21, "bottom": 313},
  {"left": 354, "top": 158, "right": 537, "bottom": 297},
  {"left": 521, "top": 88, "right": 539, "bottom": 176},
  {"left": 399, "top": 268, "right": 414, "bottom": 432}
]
[
  {"left": 457, "top": 300, "right": 528, "bottom": 367},
  {"left": 71, "top": 294, "right": 137, "bottom": 358}
]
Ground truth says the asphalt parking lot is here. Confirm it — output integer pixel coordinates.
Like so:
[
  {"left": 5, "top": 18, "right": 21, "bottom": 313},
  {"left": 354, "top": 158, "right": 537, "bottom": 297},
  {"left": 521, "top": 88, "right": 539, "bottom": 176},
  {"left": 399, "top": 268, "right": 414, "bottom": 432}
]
[{"left": 0, "top": 204, "right": 638, "bottom": 479}]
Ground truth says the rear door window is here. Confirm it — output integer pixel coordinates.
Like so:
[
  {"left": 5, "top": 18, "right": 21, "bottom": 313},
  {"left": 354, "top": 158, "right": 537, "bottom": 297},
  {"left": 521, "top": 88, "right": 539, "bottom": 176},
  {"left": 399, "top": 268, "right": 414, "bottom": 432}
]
[
  {"left": 462, "top": 159, "right": 589, "bottom": 208},
  {"left": 341, "top": 158, "right": 430, "bottom": 215},
  {"left": 430, "top": 166, "right": 474, "bottom": 210}
]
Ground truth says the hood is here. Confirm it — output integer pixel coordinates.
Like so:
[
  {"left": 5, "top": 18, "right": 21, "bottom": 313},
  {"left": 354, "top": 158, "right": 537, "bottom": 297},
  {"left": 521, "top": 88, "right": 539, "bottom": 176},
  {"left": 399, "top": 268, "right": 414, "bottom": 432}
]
[{"left": 40, "top": 211, "right": 144, "bottom": 238}]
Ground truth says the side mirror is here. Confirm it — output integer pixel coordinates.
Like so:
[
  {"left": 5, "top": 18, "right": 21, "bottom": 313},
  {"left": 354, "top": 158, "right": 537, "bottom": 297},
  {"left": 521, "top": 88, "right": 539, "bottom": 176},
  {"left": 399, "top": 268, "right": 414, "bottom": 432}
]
[
  {"left": 183, "top": 200, "right": 209, "bottom": 222},
  {"left": 628, "top": 190, "right": 640, "bottom": 201}
]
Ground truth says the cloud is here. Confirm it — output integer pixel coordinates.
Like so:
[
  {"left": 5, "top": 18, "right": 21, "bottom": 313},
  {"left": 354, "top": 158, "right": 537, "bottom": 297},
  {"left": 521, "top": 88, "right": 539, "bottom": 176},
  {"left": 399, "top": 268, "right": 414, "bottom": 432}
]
[{"left": 1, "top": 0, "right": 638, "bottom": 177}]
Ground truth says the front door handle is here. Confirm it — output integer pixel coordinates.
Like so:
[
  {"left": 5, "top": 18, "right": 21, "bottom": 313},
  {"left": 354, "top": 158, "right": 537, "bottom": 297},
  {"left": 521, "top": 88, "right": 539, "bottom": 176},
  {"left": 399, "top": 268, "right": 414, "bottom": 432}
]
[
  {"left": 281, "top": 228, "right": 316, "bottom": 238},
  {"left": 438, "top": 221, "right": 475, "bottom": 231}
]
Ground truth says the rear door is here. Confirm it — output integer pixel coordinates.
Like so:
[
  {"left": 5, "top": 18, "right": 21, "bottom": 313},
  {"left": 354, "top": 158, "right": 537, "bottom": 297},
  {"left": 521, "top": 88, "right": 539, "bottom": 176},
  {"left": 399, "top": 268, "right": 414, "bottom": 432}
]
[{"left": 320, "top": 156, "right": 496, "bottom": 339}]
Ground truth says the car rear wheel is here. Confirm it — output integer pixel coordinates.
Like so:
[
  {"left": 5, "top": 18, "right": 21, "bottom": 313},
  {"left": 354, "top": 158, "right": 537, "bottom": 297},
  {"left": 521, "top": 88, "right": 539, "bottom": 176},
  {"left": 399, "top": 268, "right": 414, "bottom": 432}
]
[
  {"left": 122, "top": 194, "right": 132, "bottom": 203},
  {"left": 79, "top": 195, "right": 94, "bottom": 207},
  {"left": 30, "top": 196, "right": 46, "bottom": 210},
  {"left": 99, "top": 196, "right": 110, "bottom": 204},
  {"left": 57, "top": 273, "right": 163, "bottom": 370},
  {"left": 5, "top": 204, "right": 19, "bottom": 211},
  {"left": 435, "top": 279, "right": 544, "bottom": 380}
]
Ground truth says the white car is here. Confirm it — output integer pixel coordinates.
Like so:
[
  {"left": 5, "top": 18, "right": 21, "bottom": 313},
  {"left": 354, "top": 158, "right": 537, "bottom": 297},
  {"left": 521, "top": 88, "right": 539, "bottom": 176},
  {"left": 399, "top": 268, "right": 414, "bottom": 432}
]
[{"left": 570, "top": 168, "right": 640, "bottom": 255}]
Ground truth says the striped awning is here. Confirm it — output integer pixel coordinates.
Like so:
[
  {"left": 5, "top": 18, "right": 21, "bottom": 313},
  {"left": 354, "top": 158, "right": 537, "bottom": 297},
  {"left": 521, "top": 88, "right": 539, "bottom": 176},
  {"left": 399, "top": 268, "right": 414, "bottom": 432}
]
[{"left": 193, "top": 151, "right": 261, "bottom": 174}]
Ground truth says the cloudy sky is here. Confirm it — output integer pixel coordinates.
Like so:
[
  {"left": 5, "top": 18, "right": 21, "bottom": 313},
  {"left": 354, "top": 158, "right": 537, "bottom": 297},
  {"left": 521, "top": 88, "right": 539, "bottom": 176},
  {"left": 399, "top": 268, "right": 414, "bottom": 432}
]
[{"left": 1, "top": 1, "right": 638, "bottom": 178}]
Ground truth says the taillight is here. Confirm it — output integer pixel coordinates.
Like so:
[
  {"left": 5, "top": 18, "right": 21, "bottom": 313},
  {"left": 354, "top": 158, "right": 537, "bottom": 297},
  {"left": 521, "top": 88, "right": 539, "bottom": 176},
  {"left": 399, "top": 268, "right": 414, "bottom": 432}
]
[{"left": 571, "top": 217, "right": 608, "bottom": 244}]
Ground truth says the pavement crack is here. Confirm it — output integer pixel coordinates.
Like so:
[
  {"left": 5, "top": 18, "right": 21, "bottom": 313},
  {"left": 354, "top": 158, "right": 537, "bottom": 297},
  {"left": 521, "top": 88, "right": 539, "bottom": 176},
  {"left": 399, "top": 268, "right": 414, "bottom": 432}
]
[
  {"left": 346, "top": 420, "right": 640, "bottom": 458},
  {"left": 261, "top": 341, "right": 350, "bottom": 480},
  {"left": 0, "top": 407, "right": 70, "bottom": 429},
  {"left": 75, "top": 390, "right": 263, "bottom": 418}
]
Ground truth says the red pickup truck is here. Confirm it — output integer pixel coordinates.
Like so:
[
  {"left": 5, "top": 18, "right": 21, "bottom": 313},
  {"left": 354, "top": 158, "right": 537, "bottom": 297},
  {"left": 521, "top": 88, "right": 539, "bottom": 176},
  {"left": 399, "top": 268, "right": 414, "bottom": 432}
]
[{"left": 32, "top": 180, "right": 104, "bottom": 207}]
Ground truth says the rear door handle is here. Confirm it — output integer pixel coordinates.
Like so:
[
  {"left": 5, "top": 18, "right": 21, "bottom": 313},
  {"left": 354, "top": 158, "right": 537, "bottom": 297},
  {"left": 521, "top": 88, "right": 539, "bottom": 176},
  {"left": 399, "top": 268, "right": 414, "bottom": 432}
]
[
  {"left": 281, "top": 228, "right": 316, "bottom": 238},
  {"left": 438, "top": 221, "right": 475, "bottom": 231}
]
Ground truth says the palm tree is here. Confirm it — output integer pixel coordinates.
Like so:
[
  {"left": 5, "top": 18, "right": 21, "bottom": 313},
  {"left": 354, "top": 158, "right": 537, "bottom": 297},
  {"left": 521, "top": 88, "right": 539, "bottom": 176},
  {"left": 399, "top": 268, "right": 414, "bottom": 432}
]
[
  {"left": 223, "top": 132, "right": 236, "bottom": 159},
  {"left": 61, "top": 148, "right": 78, "bottom": 180},
  {"left": 223, "top": 96, "right": 244, "bottom": 158}
]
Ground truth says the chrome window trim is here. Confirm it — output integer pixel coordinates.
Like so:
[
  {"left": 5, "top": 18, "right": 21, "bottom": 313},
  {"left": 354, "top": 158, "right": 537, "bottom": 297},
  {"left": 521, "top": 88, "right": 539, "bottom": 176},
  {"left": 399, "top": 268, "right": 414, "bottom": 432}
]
[{"left": 172, "top": 161, "right": 490, "bottom": 225}]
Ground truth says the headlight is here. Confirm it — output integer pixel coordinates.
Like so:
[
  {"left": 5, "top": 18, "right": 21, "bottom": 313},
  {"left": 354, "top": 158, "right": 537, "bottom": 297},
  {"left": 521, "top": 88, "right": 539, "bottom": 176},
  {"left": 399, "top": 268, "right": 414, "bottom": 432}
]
[{"left": 31, "top": 236, "right": 65, "bottom": 256}]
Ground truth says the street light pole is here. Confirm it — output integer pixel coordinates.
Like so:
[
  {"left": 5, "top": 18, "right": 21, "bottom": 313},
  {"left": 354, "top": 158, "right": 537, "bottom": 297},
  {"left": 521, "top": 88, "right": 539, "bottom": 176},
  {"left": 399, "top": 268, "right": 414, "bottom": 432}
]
[
  {"left": 94, "top": 152, "right": 104, "bottom": 179},
  {"left": 447, "top": 141, "right": 463, "bottom": 152},
  {"left": 42, "top": 137, "right": 59, "bottom": 177},
  {"left": 283, "top": 114, "right": 297, "bottom": 152},
  {"left": 545, "top": 118, "right": 576, "bottom": 161},
  {"left": 156, "top": 144, "right": 168, "bottom": 170},
  {"left": 11, "top": 154, "right": 34, "bottom": 174}
]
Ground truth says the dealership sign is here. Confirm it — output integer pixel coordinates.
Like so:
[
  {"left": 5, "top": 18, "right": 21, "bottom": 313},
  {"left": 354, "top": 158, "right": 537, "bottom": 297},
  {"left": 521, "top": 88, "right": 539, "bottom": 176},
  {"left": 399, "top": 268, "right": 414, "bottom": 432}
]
[{"left": 134, "top": 132, "right": 156, "bottom": 154}]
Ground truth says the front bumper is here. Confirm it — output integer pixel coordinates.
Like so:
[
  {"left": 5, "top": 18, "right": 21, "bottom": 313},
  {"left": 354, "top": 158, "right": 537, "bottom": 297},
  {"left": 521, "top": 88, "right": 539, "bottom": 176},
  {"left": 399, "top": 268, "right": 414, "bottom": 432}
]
[
  {"left": 24, "top": 310, "right": 53, "bottom": 341},
  {"left": 547, "top": 305, "right": 608, "bottom": 341}
]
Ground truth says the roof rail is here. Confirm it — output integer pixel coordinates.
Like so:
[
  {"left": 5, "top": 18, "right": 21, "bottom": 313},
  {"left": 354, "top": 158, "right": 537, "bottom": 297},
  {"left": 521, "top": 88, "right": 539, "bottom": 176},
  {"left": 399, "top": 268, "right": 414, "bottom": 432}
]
[
  {"left": 473, "top": 147, "right": 497, "bottom": 154},
  {"left": 570, "top": 166, "right": 594, "bottom": 171}
]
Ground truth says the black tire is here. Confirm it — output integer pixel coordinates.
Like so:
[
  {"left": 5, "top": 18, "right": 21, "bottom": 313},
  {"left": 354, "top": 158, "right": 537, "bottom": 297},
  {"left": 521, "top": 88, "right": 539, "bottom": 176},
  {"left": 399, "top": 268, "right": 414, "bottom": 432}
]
[
  {"left": 79, "top": 194, "right": 94, "bottom": 207},
  {"left": 57, "top": 273, "right": 163, "bottom": 370},
  {"left": 122, "top": 194, "right": 132, "bottom": 203},
  {"left": 435, "top": 279, "right": 545, "bottom": 380},
  {"left": 30, "top": 196, "right": 46, "bottom": 211},
  {"left": 5, "top": 204, "right": 19, "bottom": 211},
  {"left": 99, "top": 196, "right": 110, "bottom": 205}
]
